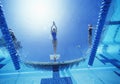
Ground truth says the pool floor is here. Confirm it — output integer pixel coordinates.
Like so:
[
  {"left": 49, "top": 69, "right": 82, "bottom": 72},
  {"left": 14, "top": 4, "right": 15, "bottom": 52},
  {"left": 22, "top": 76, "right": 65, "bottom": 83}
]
[{"left": 0, "top": 44, "right": 120, "bottom": 84}]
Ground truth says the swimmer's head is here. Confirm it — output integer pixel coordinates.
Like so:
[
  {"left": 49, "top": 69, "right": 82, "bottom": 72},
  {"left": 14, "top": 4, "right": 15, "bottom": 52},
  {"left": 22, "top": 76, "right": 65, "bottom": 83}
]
[
  {"left": 88, "top": 24, "right": 92, "bottom": 27},
  {"left": 9, "top": 29, "right": 13, "bottom": 32},
  {"left": 52, "top": 28, "right": 56, "bottom": 32}
]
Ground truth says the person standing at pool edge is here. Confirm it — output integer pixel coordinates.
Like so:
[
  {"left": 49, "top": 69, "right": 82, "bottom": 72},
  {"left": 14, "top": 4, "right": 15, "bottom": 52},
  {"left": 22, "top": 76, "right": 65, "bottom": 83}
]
[
  {"left": 51, "top": 21, "right": 57, "bottom": 59},
  {"left": 88, "top": 24, "right": 93, "bottom": 46}
]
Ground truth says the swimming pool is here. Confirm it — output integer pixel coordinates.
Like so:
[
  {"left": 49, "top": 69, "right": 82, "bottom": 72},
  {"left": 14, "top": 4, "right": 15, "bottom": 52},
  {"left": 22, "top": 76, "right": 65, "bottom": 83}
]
[{"left": 0, "top": 0, "right": 120, "bottom": 84}]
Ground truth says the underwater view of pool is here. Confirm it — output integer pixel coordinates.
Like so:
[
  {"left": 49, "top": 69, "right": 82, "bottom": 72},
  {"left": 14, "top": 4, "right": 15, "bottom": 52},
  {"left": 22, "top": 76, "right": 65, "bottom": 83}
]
[{"left": 0, "top": 0, "right": 120, "bottom": 84}]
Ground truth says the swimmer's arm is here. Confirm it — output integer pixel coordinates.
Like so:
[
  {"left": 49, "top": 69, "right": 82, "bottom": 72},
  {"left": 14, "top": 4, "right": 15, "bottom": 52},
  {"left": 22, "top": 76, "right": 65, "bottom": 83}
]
[
  {"left": 88, "top": 27, "right": 97, "bottom": 30},
  {"left": 51, "top": 27, "right": 52, "bottom": 33},
  {"left": 51, "top": 24, "right": 54, "bottom": 33},
  {"left": 55, "top": 25, "right": 57, "bottom": 33}
]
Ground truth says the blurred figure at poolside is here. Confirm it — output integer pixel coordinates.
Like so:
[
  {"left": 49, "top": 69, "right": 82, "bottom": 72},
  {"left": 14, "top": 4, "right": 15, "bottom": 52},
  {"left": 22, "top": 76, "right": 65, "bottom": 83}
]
[
  {"left": 0, "top": 29, "right": 22, "bottom": 49},
  {"left": 88, "top": 24, "right": 93, "bottom": 46}
]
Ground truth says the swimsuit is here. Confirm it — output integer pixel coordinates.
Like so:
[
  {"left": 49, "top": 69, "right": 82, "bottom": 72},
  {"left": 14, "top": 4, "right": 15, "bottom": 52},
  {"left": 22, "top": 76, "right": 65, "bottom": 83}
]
[{"left": 52, "top": 32, "right": 57, "bottom": 40}]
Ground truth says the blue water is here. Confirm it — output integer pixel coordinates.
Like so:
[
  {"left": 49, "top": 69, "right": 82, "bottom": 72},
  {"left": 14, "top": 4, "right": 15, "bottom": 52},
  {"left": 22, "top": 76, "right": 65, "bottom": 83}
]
[
  {"left": 0, "top": 0, "right": 101, "bottom": 62},
  {"left": 0, "top": 0, "right": 120, "bottom": 84}
]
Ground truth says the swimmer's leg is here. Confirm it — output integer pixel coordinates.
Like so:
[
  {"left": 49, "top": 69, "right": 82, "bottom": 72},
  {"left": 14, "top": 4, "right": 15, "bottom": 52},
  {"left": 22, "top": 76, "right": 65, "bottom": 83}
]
[{"left": 52, "top": 40, "right": 57, "bottom": 54}]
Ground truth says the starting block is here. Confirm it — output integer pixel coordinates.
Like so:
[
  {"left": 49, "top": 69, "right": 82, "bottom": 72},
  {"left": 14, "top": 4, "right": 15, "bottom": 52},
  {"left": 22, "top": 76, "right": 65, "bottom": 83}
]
[{"left": 50, "top": 54, "right": 60, "bottom": 60}]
